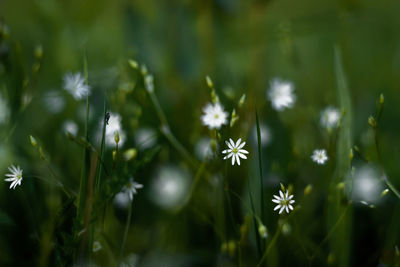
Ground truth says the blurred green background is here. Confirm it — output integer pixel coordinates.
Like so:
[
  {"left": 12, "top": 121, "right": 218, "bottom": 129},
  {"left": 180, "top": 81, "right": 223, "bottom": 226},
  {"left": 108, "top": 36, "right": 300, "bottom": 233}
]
[{"left": 1, "top": 0, "right": 400, "bottom": 266}]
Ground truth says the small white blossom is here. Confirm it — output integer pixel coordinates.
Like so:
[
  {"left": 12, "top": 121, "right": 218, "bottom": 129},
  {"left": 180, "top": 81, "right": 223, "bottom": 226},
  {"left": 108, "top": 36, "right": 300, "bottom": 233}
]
[
  {"left": 320, "top": 106, "right": 340, "bottom": 129},
  {"left": 222, "top": 138, "right": 249, "bottom": 166},
  {"left": 311, "top": 149, "right": 328, "bottom": 165},
  {"left": 4, "top": 165, "right": 23, "bottom": 190},
  {"left": 272, "top": 189, "right": 295, "bottom": 214},
  {"left": 63, "top": 72, "right": 91, "bottom": 100},
  {"left": 267, "top": 79, "right": 296, "bottom": 111},
  {"left": 92, "top": 241, "right": 102, "bottom": 252},
  {"left": 62, "top": 120, "right": 78, "bottom": 136},
  {"left": 201, "top": 102, "right": 228, "bottom": 130},
  {"left": 122, "top": 178, "right": 143, "bottom": 201}
]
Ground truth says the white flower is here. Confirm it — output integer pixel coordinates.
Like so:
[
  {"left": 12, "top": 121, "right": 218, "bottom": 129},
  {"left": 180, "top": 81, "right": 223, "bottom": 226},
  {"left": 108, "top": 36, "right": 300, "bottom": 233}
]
[
  {"left": 351, "top": 165, "right": 383, "bottom": 205},
  {"left": 150, "top": 166, "right": 190, "bottom": 210},
  {"left": 222, "top": 138, "right": 249, "bottom": 166},
  {"left": 122, "top": 178, "right": 143, "bottom": 201},
  {"left": 195, "top": 137, "right": 214, "bottom": 160},
  {"left": 4, "top": 165, "right": 23, "bottom": 190},
  {"left": 92, "top": 241, "right": 102, "bottom": 253},
  {"left": 134, "top": 128, "right": 157, "bottom": 150},
  {"left": 43, "top": 90, "right": 65, "bottom": 114},
  {"left": 201, "top": 102, "right": 228, "bottom": 130},
  {"left": 251, "top": 123, "right": 272, "bottom": 147},
  {"left": 104, "top": 112, "right": 126, "bottom": 146},
  {"left": 267, "top": 79, "right": 296, "bottom": 111},
  {"left": 272, "top": 189, "right": 295, "bottom": 214},
  {"left": 63, "top": 72, "right": 91, "bottom": 100},
  {"left": 320, "top": 106, "right": 340, "bottom": 129},
  {"left": 311, "top": 149, "right": 328, "bottom": 165},
  {"left": 62, "top": 120, "right": 78, "bottom": 136}
]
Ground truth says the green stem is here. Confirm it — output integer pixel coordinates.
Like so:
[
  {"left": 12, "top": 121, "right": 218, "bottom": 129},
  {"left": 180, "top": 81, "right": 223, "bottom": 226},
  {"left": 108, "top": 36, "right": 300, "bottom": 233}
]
[
  {"left": 120, "top": 201, "right": 133, "bottom": 262},
  {"left": 257, "top": 224, "right": 282, "bottom": 267}
]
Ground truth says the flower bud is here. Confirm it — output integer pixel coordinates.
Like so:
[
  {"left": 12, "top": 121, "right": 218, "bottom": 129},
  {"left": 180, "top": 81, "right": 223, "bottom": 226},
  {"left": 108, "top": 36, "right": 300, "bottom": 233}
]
[
  {"left": 34, "top": 45, "right": 43, "bottom": 60},
  {"left": 304, "top": 184, "right": 313, "bottom": 196},
  {"left": 30, "top": 135, "right": 38, "bottom": 147},
  {"left": 206, "top": 75, "right": 213, "bottom": 88},
  {"left": 124, "top": 148, "right": 137, "bottom": 161},
  {"left": 238, "top": 94, "right": 246, "bottom": 108},
  {"left": 381, "top": 188, "right": 389, "bottom": 197},
  {"left": 379, "top": 94, "right": 384, "bottom": 105},
  {"left": 114, "top": 131, "right": 120, "bottom": 144},
  {"left": 258, "top": 224, "right": 268, "bottom": 239},
  {"left": 128, "top": 59, "right": 138, "bottom": 69},
  {"left": 368, "top": 116, "right": 376, "bottom": 128}
]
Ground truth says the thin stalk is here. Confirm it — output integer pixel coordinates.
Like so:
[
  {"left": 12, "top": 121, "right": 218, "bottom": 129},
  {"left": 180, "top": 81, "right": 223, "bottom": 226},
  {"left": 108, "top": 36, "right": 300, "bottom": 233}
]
[
  {"left": 248, "top": 178, "right": 262, "bottom": 259},
  {"left": 257, "top": 223, "right": 282, "bottom": 267},
  {"left": 120, "top": 201, "right": 133, "bottom": 262},
  {"left": 255, "top": 109, "right": 266, "bottom": 223}
]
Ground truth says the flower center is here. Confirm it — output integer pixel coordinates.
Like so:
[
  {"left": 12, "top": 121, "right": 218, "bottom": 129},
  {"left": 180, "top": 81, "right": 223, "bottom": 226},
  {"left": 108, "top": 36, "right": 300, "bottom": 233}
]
[
  {"left": 214, "top": 114, "right": 219, "bottom": 119},
  {"left": 232, "top": 148, "right": 238, "bottom": 154},
  {"left": 17, "top": 174, "right": 22, "bottom": 179}
]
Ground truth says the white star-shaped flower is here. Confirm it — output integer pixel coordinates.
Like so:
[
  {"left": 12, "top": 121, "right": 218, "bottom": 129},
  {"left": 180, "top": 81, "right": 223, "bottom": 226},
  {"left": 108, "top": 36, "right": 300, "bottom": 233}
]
[
  {"left": 311, "top": 149, "right": 328, "bottom": 165},
  {"left": 122, "top": 178, "right": 143, "bottom": 201},
  {"left": 267, "top": 79, "right": 296, "bottom": 111},
  {"left": 272, "top": 189, "right": 295, "bottom": 214},
  {"left": 4, "top": 165, "right": 23, "bottom": 190},
  {"left": 104, "top": 112, "right": 126, "bottom": 147},
  {"left": 63, "top": 72, "right": 91, "bottom": 100},
  {"left": 201, "top": 102, "right": 228, "bottom": 130},
  {"left": 320, "top": 106, "right": 340, "bottom": 129},
  {"left": 222, "top": 138, "right": 249, "bottom": 166}
]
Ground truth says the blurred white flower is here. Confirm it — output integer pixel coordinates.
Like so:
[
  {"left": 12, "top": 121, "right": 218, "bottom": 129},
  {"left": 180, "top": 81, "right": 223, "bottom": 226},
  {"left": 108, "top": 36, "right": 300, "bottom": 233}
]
[
  {"left": 120, "top": 253, "right": 139, "bottom": 267},
  {"left": 63, "top": 72, "right": 91, "bottom": 100},
  {"left": 104, "top": 112, "right": 126, "bottom": 147},
  {"left": 320, "top": 106, "right": 340, "bottom": 129},
  {"left": 311, "top": 149, "right": 328, "bottom": 165},
  {"left": 4, "top": 165, "right": 23, "bottom": 190},
  {"left": 122, "top": 178, "right": 143, "bottom": 201},
  {"left": 201, "top": 102, "right": 228, "bottom": 130},
  {"left": 0, "top": 94, "right": 9, "bottom": 125},
  {"left": 62, "top": 120, "right": 78, "bottom": 136},
  {"left": 267, "top": 78, "right": 296, "bottom": 111},
  {"left": 272, "top": 189, "right": 295, "bottom": 214},
  {"left": 43, "top": 90, "right": 65, "bottom": 114},
  {"left": 134, "top": 128, "right": 157, "bottom": 150},
  {"left": 195, "top": 137, "right": 213, "bottom": 160},
  {"left": 222, "top": 138, "right": 249, "bottom": 166},
  {"left": 251, "top": 123, "right": 272, "bottom": 147},
  {"left": 92, "top": 241, "right": 102, "bottom": 252},
  {"left": 150, "top": 166, "right": 190, "bottom": 210},
  {"left": 352, "top": 165, "right": 383, "bottom": 204},
  {"left": 114, "top": 191, "right": 131, "bottom": 209}
]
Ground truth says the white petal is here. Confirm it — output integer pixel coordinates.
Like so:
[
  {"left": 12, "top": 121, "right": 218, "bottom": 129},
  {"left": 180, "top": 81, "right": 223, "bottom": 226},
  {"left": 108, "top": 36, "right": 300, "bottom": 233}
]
[
  {"left": 274, "top": 205, "right": 281, "bottom": 211},
  {"left": 288, "top": 195, "right": 293, "bottom": 200},
  {"left": 285, "top": 206, "right": 289, "bottom": 213},
  {"left": 225, "top": 140, "right": 233, "bottom": 149},
  {"left": 222, "top": 149, "right": 230, "bottom": 154},
  {"left": 236, "top": 155, "right": 241, "bottom": 166},
  {"left": 238, "top": 153, "right": 247, "bottom": 159},
  {"left": 272, "top": 199, "right": 280, "bottom": 204},
  {"left": 239, "top": 149, "right": 249, "bottom": 154},
  {"left": 238, "top": 141, "right": 246, "bottom": 149},
  {"left": 289, "top": 200, "right": 295, "bottom": 204},
  {"left": 231, "top": 155, "right": 236, "bottom": 165},
  {"left": 273, "top": 195, "right": 281, "bottom": 200},
  {"left": 5, "top": 178, "right": 15, "bottom": 181},
  {"left": 279, "top": 206, "right": 285, "bottom": 214},
  {"left": 235, "top": 138, "right": 242, "bottom": 147},
  {"left": 279, "top": 190, "right": 284, "bottom": 198},
  {"left": 288, "top": 205, "right": 293, "bottom": 210},
  {"left": 229, "top": 138, "right": 235, "bottom": 148}
]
